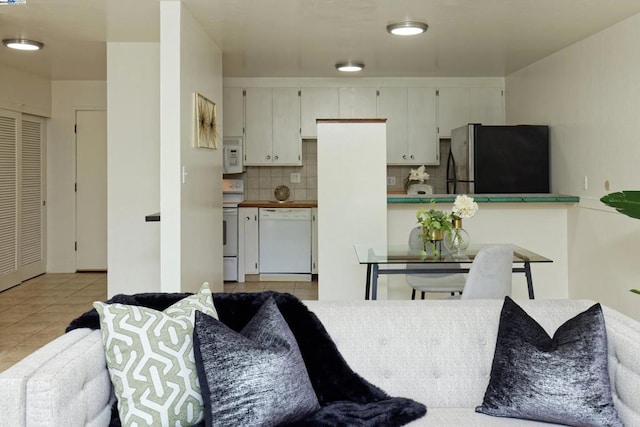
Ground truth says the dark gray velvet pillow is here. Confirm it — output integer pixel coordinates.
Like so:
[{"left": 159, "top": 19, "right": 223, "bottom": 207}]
[
  {"left": 193, "top": 297, "right": 320, "bottom": 427},
  {"left": 476, "top": 297, "right": 622, "bottom": 427}
]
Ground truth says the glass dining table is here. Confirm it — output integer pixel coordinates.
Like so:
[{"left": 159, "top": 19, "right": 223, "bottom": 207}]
[{"left": 353, "top": 244, "right": 552, "bottom": 300}]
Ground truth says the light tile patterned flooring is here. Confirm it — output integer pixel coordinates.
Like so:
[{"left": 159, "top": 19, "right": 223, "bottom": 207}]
[{"left": 0, "top": 273, "right": 318, "bottom": 373}]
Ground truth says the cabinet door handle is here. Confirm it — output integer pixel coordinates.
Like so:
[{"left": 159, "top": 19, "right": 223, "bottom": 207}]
[
  {"left": 402, "top": 155, "right": 407, "bottom": 159},
  {"left": 246, "top": 216, "right": 251, "bottom": 221},
  {"left": 274, "top": 155, "right": 279, "bottom": 160},
  {"left": 410, "top": 154, "right": 414, "bottom": 159},
  {"left": 266, "top": 155, "right": 271, "bottom": 160}
]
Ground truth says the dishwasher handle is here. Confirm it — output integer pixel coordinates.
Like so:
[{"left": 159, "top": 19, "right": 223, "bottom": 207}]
[{"left": 223, "top": 219, "right": 227, "bottom": 245}]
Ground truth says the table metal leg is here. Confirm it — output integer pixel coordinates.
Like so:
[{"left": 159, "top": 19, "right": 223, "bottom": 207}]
[
  {"left": 524, "top": 262, "right": 535, "bottom": 299},
  {"left": 371, "top": 264, "right": 379, "bottom": 300},
  {"left": 365, "top": 264, "right": 372, "bottom": 300}
]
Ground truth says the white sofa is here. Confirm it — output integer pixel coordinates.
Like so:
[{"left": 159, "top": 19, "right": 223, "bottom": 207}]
[{"left": 1, "top": 299, "right": 639, "bottom": 426}]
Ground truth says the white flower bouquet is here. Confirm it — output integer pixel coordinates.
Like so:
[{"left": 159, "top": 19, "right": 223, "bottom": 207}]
[{"left": 451, "top": 195, "right": 478, "bottom": 220}]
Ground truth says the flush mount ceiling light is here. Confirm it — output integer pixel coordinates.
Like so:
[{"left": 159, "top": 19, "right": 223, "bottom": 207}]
[
  {"left": 335, "top": 62, "right": 364, "bottom": 72},
  {"left": 2, "top": 38, "right": 44, "bottom": 51},
  {"left": 386, "top": 21, "right": 428, "bottom": 36}
]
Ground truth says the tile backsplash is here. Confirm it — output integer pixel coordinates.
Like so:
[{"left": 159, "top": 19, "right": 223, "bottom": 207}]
[
  {"left": 232, "top": 139, "right": 451, "bottom": 200},
  {"left": 244, "top": 140, "right": 318, "bottom": 201}
]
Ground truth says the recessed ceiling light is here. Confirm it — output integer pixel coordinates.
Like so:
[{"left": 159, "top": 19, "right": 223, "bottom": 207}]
[
  {"left": 2, "top": 38, "right": 44, "bottom": 51},
  {"left": 386, "top": 21, "right": 428, "bottom": 36},
  {"left": 335, "top": 62, "right": 364, "bottom": 72}
]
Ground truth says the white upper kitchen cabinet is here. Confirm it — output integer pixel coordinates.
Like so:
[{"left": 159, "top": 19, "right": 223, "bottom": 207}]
[
  {"left": 223, "top": 87, "right": 244, "bottom": 137},
  {"left": 379, "top": 87, "right": 438, "bottom": 165},
  {"left": 244, "top": 87, "right": 272, "bottom": 164},
  {"left": 339, "top": 87, "right": 377, "bottom": 118},
  {"left": 469, "top": 87, "right": 504, "bottom": 125},
  {"left": 437, "top": 87, "right": 469, "bottom": 139},
  {"left": 272, "top": 88, "right": 302, "bottom": 164},
  {"left": 437, "top": 87, "right": 504, "bottom": 138},
  {"left": 244, "top": 87, "right": 301, "bottom": 166},
  {"left": 300, "top": 88, "right": 339, "bottom": 138}
]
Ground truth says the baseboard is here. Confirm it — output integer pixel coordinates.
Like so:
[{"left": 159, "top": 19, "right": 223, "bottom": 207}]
[{"left": 259, "top": 273, "right": 312, "bottom": 282}]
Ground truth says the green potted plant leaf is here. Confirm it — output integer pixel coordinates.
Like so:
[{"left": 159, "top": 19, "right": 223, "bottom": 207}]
[
  {"left": 600, "top": 191, "right": 640, "bottom": 220},
  {"left": 601, "top": 191, "right": 640, "bottom": 297}
]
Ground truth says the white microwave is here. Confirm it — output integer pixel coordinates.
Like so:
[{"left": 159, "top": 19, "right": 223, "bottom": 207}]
[{"left": 223, "top": 137, "right": 243, "bottom": 174}]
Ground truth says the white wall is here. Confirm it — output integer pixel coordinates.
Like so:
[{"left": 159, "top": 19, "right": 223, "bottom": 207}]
[
  {"left": 506, "top": 12, "right": 640, "bottom": 320},
  {"left": 106, "top": 43, "right": 161, "bottom": 296},
  {"left": 48, "top": 81, "right": 106, "bottom": 273},
  {"left": 160, "top": 1, "right": 224, "bottom": 294},
  {"left": 317, "top": 120, "right": 387, "bottom": 300},
  {"left": 0, "top": 63, "right": 51, "bottom": 117},
  {"left": 388, "top": 203, "right": 570, "bottom": 301}
]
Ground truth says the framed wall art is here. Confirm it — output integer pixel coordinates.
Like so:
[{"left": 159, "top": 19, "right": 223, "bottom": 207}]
[{"left": 194, "top": 92, "right": 218, "bottom": 149}]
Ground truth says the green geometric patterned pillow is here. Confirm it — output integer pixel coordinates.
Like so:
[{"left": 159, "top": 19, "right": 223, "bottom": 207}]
[{"left": 94, "top": 282, "right": 218, "bottom": 427}]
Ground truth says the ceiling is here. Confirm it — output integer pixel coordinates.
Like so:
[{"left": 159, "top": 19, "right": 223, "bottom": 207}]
[{"left": 1, "top": 0, "right": 640, "bottom": 80}]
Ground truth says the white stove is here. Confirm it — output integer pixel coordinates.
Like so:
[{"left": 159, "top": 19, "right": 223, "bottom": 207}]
[
  {"left": 222, "top": 179, "right": 244, "bottom": 281},
  {"left": 222, "top": 179, "right": 245, "bottom": 207}
]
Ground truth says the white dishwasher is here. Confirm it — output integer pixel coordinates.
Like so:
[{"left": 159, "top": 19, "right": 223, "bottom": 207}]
[{"left": 259, "top": 208, "right": 312, "bottom": 276}]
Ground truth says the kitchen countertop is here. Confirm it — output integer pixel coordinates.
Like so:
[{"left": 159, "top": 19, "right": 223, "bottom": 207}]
[
  {"left": 239, "top": 200, "right": 318, "bottom": 208},
  {"left": 239, "top": 195, "right": 579, "bottom": 207},
  {"left": 387, "top": 193, "right": 580, "bottom": 204}
]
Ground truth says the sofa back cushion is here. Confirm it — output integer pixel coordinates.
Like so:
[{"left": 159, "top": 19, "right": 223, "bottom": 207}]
[{"left": 303, "top": 299, "right": 636, "bottom": 415}]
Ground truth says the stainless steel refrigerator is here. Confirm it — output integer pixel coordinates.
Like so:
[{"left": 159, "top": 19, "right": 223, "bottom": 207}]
[{"left": 447, "top": 124, "right": 549, "bottom": 194}]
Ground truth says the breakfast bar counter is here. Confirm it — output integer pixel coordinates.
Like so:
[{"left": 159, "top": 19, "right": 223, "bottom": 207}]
[
  {"left": 386, "top": 195, "right": 579, "bottom": 301},
  {"left": 387, "top": 193, "right": 579, "bottom": 204}
]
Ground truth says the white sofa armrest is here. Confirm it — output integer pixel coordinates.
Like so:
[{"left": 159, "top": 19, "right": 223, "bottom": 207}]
[
  {"left": 0, "top": 329, "right": 114, "bottom": 427},
  {"left": 603, "top": 306, "right": 640, "bottom": 426}
]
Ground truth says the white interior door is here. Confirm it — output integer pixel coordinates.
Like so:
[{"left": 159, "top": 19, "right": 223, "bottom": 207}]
[
  {"left": 76, "top": 110, "right": 107, "bottom": 270},
  {"left": 0, "top": 110, "right": 21, "bottom": 291},
  {"left": 20, "top": 115, "right": 46, "bottom": 281}
]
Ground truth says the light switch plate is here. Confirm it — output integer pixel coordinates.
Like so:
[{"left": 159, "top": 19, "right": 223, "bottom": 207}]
[{"left": 290, "top": 173, "right": 301, "bottom": 183}]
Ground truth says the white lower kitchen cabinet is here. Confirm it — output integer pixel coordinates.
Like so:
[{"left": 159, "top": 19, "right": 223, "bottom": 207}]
[
  {"left": 240, "top": 207, "right": 259, "bottom": 275},
  {"left": 312, "top": 207, "right": 318, "bottom": 274}
]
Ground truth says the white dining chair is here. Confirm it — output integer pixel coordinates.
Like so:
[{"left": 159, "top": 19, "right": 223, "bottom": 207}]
[
  {"left": 406, "top": 226, "right": 466, "bottom": 299},
  {"left": 460, "top": 244, "right": 513, "bottom": 299}
]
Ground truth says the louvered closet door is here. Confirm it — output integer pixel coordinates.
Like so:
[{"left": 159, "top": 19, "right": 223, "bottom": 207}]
[
  {"left": 20, "top": 115, "right": 45, "bottom": 281},
  {"left": 0, "top": 110, "right": 21, "bottom": 292}
]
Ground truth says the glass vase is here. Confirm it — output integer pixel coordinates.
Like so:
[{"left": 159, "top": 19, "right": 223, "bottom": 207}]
[{"left": 444, "top": 219, "right": 470, "bottom": 256}]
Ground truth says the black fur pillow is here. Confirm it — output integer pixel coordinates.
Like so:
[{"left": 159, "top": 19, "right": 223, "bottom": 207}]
[
  {"left": 193, "top": 298, "right": 320, "bottom": 426},
  {"left": 477, "top": 297, "right": 622, "bottom": 426}
]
